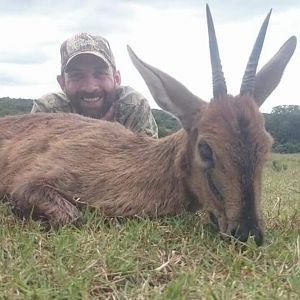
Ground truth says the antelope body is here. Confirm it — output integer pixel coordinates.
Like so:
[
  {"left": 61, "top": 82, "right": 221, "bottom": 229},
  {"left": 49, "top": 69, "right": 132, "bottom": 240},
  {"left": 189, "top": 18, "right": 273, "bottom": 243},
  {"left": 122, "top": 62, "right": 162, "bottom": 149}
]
[{"left": 0, "top": 6, "right": 296, "bottom": 245}]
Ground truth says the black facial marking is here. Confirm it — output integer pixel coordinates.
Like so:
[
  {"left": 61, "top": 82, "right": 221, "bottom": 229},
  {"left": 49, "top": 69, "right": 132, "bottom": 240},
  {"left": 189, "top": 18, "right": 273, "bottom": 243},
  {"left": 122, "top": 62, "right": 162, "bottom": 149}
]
[
  {"left": 182, "top": 178, "right": 202, "bottom": 212},
  {"left": 235, "top": 116, "right": 256, "bottom": 186},
  {"left": 238, "top": 117, "right": 250, "bottom": 136},
  {"left": 233, "top": 117, "right": 262, "bottom": 244},
  {"left": 207, "top": 171, "right": 223, "bottom": 202}
]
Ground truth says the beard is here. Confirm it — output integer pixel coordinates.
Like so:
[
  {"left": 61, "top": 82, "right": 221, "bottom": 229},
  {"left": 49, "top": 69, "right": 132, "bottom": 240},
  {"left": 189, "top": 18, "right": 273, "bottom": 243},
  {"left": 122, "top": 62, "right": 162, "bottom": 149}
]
[{"left": 67, "top": 88, "right": 118, "bottom": 119}]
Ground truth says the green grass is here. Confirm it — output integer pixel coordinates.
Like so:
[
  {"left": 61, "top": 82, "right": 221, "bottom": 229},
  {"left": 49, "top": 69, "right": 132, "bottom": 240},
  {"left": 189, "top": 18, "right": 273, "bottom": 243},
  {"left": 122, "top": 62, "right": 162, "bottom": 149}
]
[{"left": 1, "top": 154, "right": 299, "bottom": 299}]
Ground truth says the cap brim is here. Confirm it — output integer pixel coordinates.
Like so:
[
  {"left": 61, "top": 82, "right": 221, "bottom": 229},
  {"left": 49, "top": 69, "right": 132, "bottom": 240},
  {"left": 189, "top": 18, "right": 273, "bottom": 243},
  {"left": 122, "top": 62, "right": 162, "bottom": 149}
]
[{"left": 64, "top": 51, "right": 110, "bottom": 72}]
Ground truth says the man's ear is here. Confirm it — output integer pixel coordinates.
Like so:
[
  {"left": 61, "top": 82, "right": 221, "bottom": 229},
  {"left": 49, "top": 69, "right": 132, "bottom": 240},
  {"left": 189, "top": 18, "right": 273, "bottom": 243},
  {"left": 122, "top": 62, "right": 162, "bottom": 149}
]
[
  {"left": 57, "top": 74, "right": 66, "bottom": 92},
  {"left": 114, "top": 70, "right": 121, "bottom": 87}
]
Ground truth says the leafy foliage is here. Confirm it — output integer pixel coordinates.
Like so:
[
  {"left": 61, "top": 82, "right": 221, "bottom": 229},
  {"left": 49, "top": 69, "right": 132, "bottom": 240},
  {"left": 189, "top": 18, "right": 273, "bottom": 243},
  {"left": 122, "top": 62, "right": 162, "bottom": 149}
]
[
  {"left": 0, "top": 97, "right": 33, "bottom": 116},
  {"left": 264, "top": 105, "right": 300, "bottom": 153},
  {"left": 152, "top": 109, "right": 181, "bottom": 137}
]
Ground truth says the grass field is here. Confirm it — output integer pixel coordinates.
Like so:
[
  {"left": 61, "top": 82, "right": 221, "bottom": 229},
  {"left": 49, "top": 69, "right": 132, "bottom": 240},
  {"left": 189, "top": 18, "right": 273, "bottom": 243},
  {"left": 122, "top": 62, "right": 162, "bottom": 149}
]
[{"left": 0, "top": 154, "right": 299, "bottom": 299}]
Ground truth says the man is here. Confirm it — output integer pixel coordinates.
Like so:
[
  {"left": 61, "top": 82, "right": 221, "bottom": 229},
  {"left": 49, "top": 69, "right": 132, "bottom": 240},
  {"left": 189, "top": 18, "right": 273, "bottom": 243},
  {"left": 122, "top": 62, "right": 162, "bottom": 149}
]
[{"left": 31, "top": 33, "right": 158, "bottom": 138}]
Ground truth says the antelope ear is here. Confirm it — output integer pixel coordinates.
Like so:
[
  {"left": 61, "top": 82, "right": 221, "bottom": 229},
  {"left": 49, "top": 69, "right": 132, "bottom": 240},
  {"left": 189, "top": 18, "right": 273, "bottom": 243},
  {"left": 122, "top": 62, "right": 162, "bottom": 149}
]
[
  {"left": 127, "top": 45, "right": 207, "bottom": 131},
  {"left": 254, "top": 36, "right": 297, "bottom": 107}
]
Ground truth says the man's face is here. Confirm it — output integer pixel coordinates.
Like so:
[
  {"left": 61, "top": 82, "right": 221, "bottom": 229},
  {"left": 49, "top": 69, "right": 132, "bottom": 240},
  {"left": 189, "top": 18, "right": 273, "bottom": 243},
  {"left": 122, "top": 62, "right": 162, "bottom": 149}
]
[{"left": 57, "top": 53, "right": 121, "bottom": 119}]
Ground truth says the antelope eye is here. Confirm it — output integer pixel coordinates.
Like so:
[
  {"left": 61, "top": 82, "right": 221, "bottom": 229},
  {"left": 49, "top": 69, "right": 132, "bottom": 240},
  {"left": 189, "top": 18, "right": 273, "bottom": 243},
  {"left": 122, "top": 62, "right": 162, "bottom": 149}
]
[{"left": 199, "top": 143, "right": 213, "bottom": 162}]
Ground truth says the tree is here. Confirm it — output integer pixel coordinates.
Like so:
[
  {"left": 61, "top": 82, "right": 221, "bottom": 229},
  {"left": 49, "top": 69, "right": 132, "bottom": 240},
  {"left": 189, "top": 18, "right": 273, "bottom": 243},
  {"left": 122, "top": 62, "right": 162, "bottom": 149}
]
[
  {"left": 264, "top": 105, "right": 300, "bottom": 153},
  {"left": 0, "top": 97, "right": 33, "bottom": 117},
  {"left": 151, "top": 109, "right": 181, "bottom": 137}
]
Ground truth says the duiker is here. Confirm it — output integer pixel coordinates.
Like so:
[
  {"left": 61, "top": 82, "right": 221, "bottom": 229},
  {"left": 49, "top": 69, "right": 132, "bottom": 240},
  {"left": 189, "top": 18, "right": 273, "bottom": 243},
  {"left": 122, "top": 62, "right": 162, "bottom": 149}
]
[{"left": 0, "top": 6, "right": 296, "bottom": 245}]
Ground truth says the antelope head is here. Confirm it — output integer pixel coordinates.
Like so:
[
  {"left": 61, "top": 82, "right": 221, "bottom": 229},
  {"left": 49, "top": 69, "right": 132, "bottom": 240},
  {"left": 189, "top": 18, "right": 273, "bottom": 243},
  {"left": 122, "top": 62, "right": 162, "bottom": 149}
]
[{"left": 127, "top": 5, "right": 296, "bottom": 245}]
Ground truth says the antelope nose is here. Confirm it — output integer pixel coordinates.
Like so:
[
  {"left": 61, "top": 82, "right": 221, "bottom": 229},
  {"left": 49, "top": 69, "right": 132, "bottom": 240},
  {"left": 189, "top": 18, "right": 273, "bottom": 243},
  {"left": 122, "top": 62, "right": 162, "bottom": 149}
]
[{"left": 231, "top": 227, "right": 264, "bottom": 246}]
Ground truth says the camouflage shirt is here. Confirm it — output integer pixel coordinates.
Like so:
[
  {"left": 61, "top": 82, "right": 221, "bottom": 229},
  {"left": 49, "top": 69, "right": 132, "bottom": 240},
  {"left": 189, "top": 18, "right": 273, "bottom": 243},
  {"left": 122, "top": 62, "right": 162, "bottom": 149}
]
[{"left": 31, "top": 86, "right": 158, "bottom": 138}]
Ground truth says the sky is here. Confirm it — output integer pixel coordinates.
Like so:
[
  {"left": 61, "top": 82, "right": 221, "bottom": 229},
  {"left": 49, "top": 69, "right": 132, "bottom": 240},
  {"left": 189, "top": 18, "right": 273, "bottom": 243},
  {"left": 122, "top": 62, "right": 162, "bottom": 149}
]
[{"left": 0, "top": 0, "right": 299, "bottom": 113}]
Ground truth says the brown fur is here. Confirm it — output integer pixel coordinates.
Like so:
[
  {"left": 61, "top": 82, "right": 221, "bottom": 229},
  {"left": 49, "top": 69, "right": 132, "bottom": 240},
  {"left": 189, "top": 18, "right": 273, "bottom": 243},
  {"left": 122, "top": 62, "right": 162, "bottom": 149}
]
[
  {"left": 0, "top": 97, "right": 271, "bottom": 232},
  {"left": 0, "top": 113, "right": 192, "bottom": 223}
]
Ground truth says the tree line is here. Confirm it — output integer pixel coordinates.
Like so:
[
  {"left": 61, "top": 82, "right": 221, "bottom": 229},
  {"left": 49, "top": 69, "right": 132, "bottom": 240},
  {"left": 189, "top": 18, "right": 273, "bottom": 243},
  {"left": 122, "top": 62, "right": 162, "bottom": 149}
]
[
  {"left": 0, "top": 97, "right": 299, "bottom": 153},
  {"left": 264, "top": 105, "right": 300, "bottom": 153}
]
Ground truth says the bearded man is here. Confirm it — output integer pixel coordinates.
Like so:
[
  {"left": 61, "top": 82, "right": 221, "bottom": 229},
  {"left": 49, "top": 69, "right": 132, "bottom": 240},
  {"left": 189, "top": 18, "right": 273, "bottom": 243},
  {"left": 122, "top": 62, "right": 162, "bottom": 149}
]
[{"left": 31, "top": 33, "right": 158, "bottom": 138}]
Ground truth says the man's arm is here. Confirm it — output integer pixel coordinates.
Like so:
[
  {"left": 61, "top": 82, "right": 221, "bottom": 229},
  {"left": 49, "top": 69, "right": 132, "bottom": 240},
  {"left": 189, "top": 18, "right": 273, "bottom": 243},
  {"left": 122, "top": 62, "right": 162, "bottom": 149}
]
[
  {"left": 31, "top": 99, "right": 49, "bottom": 113},
  {"left": 115, "top": 87, "right": 158, "bottom": 138},
  {"left": 31, "top": 92, "right": 73, "bottom": 113}
]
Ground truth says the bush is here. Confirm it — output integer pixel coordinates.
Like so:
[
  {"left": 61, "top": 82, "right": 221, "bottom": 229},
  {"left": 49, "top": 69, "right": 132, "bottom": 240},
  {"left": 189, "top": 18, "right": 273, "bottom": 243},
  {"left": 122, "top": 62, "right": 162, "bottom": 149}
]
[
  {"left": 152, "top": 109, "right": 181, "bottom": 138},
  {"left": 272, "top": 142, "right": 300, "bottom": 154},
  {"left": 0, "top": 97, "right": 33, "bottom": 116}
]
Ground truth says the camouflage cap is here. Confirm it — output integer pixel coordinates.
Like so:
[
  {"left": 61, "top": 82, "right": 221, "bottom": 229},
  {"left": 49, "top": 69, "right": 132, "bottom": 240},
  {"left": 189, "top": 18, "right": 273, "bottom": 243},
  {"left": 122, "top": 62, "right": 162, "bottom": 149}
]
[{"left": 60, "top": 33, "right": 116, "bottom": 72}]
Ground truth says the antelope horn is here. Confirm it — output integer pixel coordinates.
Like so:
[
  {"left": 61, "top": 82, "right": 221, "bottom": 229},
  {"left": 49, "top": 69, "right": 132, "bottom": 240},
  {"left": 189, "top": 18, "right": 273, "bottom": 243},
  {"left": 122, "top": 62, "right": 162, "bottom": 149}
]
[
  {"left": 206, "top": 4, "right": 227, "bottom": 99},
  {"left": 240, "top": 10, "right": 272, "bottom": 96}
]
